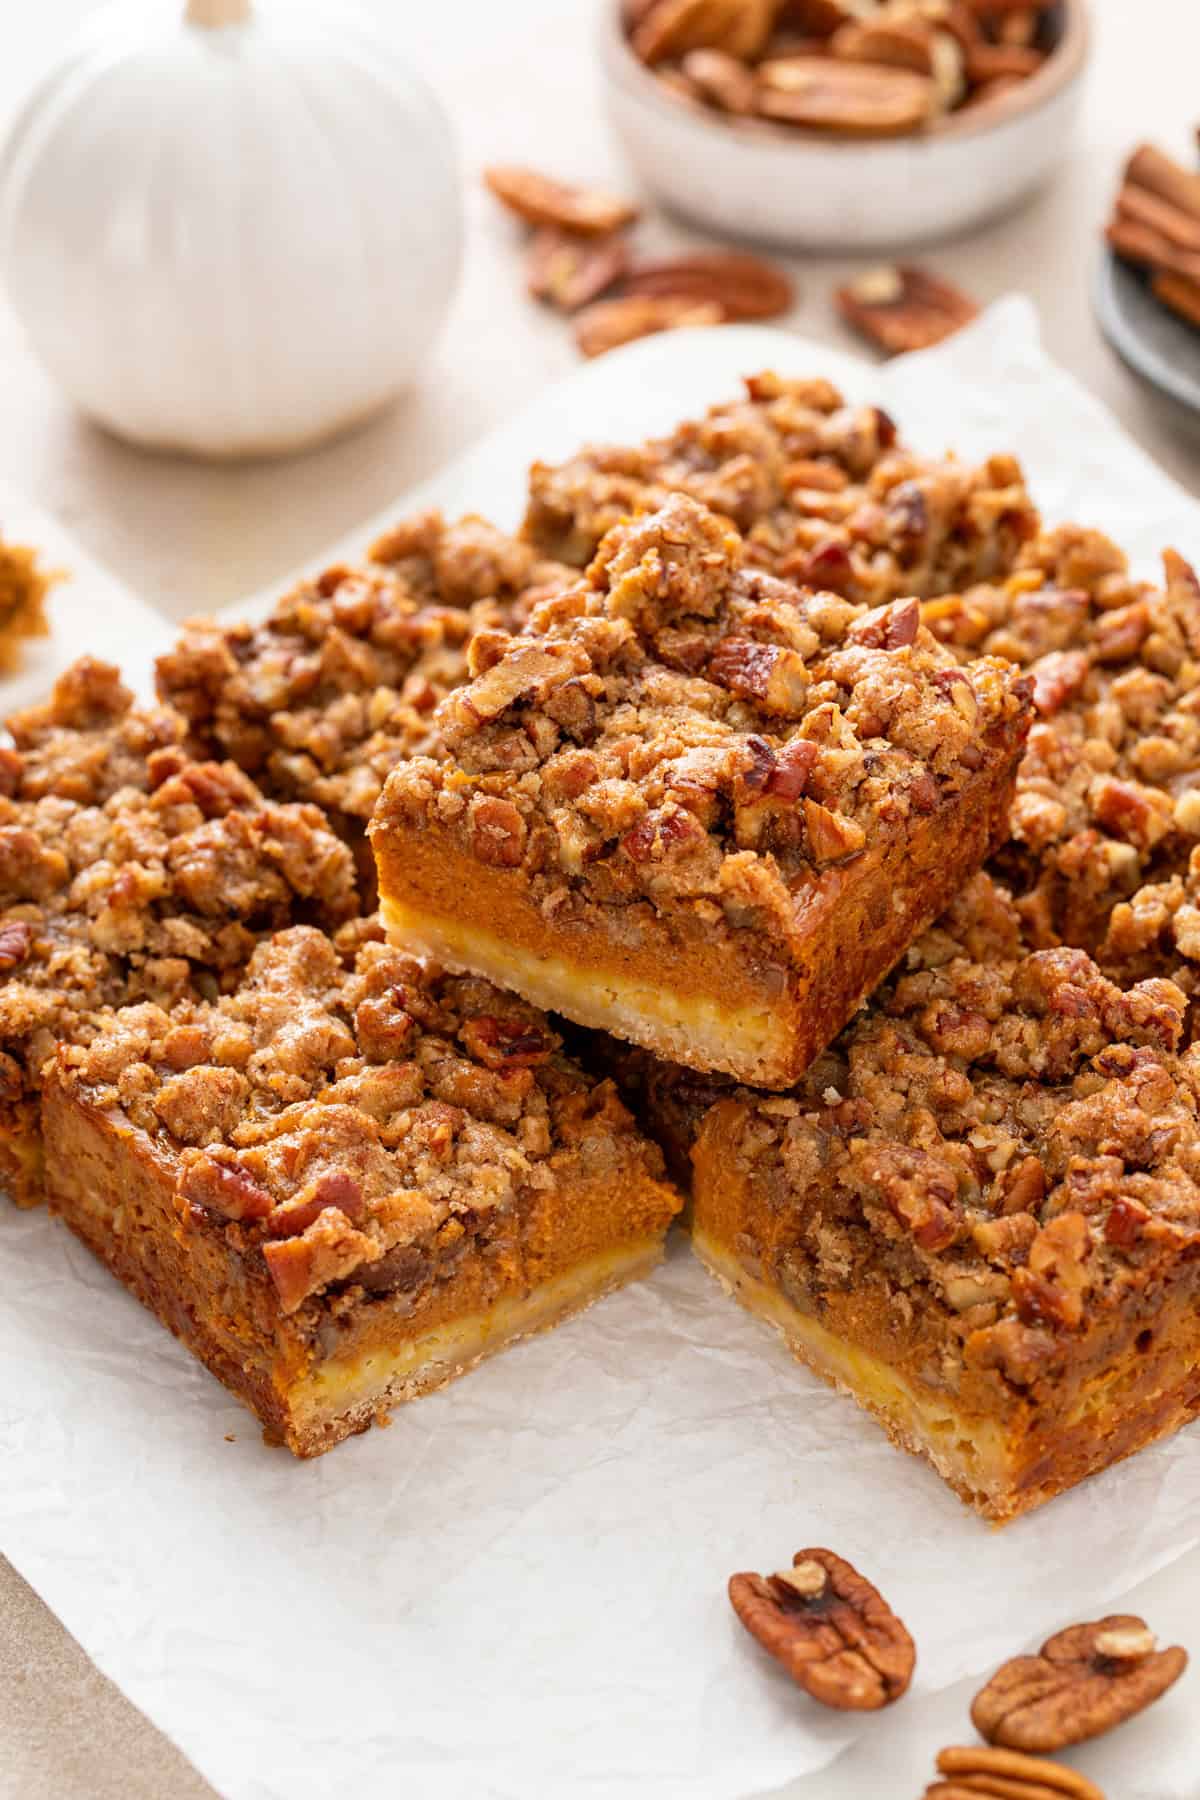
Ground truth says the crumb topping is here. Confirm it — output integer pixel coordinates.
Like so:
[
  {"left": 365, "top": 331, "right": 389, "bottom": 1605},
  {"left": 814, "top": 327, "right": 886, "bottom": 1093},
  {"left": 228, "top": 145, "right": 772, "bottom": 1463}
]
[
  {"left": 380, "top": 494, "right": 1030, "bottom": 945},
  {"left": 523, "top": 371, "right": 1039, "bottom": 605},
  {"left": 712, "top": 872, "right": 1200, "bottom": 1379},
  {"left": 156, "top": 511, "right": 571, "bottom": 826},
  {"left": 62, "top": 924, "right": 663, "bottom": 1315}
]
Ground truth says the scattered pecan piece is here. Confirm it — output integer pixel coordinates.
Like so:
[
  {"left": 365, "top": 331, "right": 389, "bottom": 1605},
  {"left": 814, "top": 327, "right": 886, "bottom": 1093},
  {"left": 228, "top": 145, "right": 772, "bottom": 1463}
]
[
  {"left": 836, "top": 265, "right": 979, "bottom": 355},
  {"left": 0, "top": 920, "right": 32, "bottom": 972},
  {"left": 848, "top": 596, "right": 920, "bottom": 649},
  {"left": 527, "top": 227, "right": 630, "bottom": 312},
  {"left": 708, "top": 637, "right": 810, "bottom": 713},
  {"left": 757, "top": 57, "right": 936, "bottom": 136},
  {"left": 483, "top": 166, "right": 638, "bottom": 236},
  {"left": 632, "top": 0, "right": 775, "bottom": 65},
  {"left": 574, "top": 294, "right": 725, "bottom": 358},
  {"left": 728, "top": 1547, "right": 914, "bottom": 1709},
  {"left": 971, "top": 1615, "right": 1188, "bottom": 1752},
  {"left": 621, "top": 250, "right": 794, "bottom": 320},
  {"left": 927, "top": 1744, "right": 1105, "bottom": 1800}
]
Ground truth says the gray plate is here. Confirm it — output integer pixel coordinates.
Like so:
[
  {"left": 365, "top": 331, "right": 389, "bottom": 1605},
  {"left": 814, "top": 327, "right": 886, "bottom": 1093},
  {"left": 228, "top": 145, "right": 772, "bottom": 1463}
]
[{"left": 1094, "top": 248, "right": 1200, "bottom": 440}]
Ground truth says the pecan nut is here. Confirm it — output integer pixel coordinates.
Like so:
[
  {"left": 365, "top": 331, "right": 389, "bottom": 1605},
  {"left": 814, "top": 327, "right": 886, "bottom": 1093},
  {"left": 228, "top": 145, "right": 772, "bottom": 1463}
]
[
  {"left": 0, "top": 920, "right": 32, "bottom": 972},
  {"left": 622, "top": 250, "right": 794, "bottom": 321},
  {"left": 728, "top": 1547, "right": 915, "bottom": 1709},
  {"left": 483, "top": 165, "right": 638, "bottom": 236},
  {"left": 757, "top": 57, "right": 936, "bottom": 136},
  {"left": 927, "top": 1744, "right": 1105, "bottom": 1800},
  {"left": 527, "top": 227, "right": 630, "bottom": 312},
  {"left": 836, "top": 265, "right": 979, "bottom": 355},
  {"left": 679, "top": 46, "right": 758, "bottom": 114},
  {"left": 573, "top": 295, "right": 724, "bottom": 358},
  {"left": 970, "top": 1614, "right": 1188, "bottom": 1752},
  {"left": 632, "top": 0, "right": 775, "bottom": 64}
]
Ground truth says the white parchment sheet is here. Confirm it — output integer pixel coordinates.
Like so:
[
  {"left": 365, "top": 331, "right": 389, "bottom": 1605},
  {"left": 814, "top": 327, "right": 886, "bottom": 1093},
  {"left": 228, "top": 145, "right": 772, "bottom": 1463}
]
[{"left": 2, "top": 301, "right": 1199, "bottom": 1800}]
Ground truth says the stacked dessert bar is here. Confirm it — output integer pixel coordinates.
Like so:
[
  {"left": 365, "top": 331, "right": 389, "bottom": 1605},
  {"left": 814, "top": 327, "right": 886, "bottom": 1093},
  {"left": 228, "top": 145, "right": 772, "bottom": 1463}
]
[{"left": 13, "top": 377, "right": 1200, "bottom": 1517}]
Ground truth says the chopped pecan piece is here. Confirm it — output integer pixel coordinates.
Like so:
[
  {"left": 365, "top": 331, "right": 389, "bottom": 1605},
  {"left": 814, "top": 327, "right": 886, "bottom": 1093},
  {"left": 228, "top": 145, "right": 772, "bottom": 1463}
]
[
  {"left": 804, "top": 798, "right": 866, "bottom": 864},
  {"left": 621, "top": 250, "right": 794, "bottom": 321},
  {"left": 928, "top": 1745, "right": 1105, "bottom": 1800},
  {"left": 469, "top": 795, "right": 527, "bottom": 867},
  {"left": 178, "top": 1153, "right": 273, "bottom": 1223},
  {"left": 847, "top": 596, "right": 920, "bottom": 649},
  {"left": 461, "top": 1015, "right": 555, "bottom": 1069},
  {"left": 708, "top": 637, "right": 810, "bottom": 713},
  {"left": 0, "top": 920, "right": 32, "bottom": 972},
  {"left": 483, "top": 166, "right": 638, "bottom": 236},
  {"left": 728, "top": 1547, "right": 915, "bottom": 1709},
  {"left": 757, "top": 57, "right": 936, "bottom": 136},
  {"left": 527, "top": 227, "right": 630, "bottom": 312},
  {"left": 971, "top": 1615, "right": 1188, "bottom": 1752},
  {"left": 574, "top": 295, "right": 725, "bottom": 358},
  {"left": 836, "top": 265, "right": 979, "bottom": 355}
]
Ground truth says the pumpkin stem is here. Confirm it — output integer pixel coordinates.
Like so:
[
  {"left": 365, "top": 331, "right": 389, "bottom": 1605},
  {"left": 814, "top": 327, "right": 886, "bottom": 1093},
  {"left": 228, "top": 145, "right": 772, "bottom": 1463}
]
[{"left": 185, "top": 0, "right": 252, "bottom": 24}]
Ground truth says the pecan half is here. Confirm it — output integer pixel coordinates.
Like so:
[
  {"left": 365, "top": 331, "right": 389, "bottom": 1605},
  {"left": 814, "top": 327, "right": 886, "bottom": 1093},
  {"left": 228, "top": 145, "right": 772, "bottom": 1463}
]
[
  {"left": 632, "top": 0, "right": 775, "bottom": 64},
  {"left": 728, "top": 1547, "right": 915, "bottom": 1709},
  {"left": 574, "top": 295, "right": 724, "bottom": 358},
  {"left": 679, "top": 46, "right": 758, "bottom": 113},
  {"left": 622, "top": 250, "right": 794, "bottom": 321},
  {"left": 527, "top": 227, "right": 630, "bottom": 312},
  {"left": 971, "top": 1615, "right": 1188, "bottom": 1752},
  {"left": 757, "top": 57, "right": 936, "bottom": 136},
  {"left": 484, "top": 166, "right": 638, "bottom": 236},
  {"left": 927, "top": 1745, "right": 1105, "bottom": 1800},
  {"left": 836, "top": 265, "right": 979, "bottom": 355}
]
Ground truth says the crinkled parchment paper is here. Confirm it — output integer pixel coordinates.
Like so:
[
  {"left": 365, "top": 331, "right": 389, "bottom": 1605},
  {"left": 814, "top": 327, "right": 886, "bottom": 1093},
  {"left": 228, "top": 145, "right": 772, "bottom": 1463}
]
[{"left": 2, "top": 301, "right": 1199, "bottom": 1800}]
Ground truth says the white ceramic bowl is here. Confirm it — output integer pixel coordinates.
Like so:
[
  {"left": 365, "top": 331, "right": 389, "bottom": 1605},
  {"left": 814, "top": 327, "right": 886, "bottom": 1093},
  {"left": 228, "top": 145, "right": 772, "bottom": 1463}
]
[{"left": 601, "top": 1, "right": 1090, "bottom": 252}]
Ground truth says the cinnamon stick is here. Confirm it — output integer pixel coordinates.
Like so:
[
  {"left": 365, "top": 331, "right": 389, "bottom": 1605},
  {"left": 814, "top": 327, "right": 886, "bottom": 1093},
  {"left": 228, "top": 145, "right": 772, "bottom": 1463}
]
[
  {"left": 1125, "top": 144, "right": 1200, "bottom": 226},
  {"left": 1116, "top": 182, "right": 1200, "bottom": 254},
  {"left": 1151, "top": 270, "right": 1200, "bottom": 331},
  {"left": 1107, "top": 218, "right": 1200, "bottom": 287}
]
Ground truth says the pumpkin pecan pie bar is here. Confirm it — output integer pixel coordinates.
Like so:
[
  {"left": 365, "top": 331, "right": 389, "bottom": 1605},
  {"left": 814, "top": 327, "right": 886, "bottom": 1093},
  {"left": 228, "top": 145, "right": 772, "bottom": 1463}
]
[
  {"left": 687, "top": 873, "right": 1200, "bottom": 1520},
  {"left": 156, "top": 511, "right": 569, "bottom": 879},
  {"left": 43, "top": 924, "right": 680, "bottom": 1454},
  {"left": 0, "top": 657, "right": 358, "bottom": 1206},
  {"left": 924, "top": 533, "right": 1200, "bottom": 950},
  {"left": 523, "top": 371, "right": 1039, "bottom": 603},
  {"left": 372, "top": 495, "right": 1032, "bottom": 1086}
]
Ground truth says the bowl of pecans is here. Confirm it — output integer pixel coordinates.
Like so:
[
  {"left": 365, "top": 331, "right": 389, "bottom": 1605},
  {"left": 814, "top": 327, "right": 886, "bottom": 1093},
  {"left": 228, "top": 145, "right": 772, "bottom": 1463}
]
[{"left": 603, "top": 0, "right": 1090, "bottom": 251}]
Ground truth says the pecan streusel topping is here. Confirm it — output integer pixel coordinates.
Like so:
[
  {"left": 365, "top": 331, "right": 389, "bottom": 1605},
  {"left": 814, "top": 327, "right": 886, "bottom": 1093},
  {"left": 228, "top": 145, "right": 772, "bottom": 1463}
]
[
  {"left": 62, "top": 923, "right": 664, "bottom": 1316},
  {"left": 522, "top": 371, "right": 1039, "bottom": 604},
  {"left": 0, "top": 659, "right": 359, "bottom": 1149},
  {"left": 715, "top": 871, "right": 1200, "bottom": 1375},
  {"left": 383, "top": 494, "right": 1030, "bottom": 942},
  {"left": 156, "top": 511, "right": 571, "bottom": 831}
]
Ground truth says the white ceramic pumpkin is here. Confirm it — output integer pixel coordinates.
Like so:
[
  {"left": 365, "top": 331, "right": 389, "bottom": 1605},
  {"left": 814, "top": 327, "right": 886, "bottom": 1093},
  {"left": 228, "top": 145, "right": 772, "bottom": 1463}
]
[{"left": 0, "top": 0, "right": 462, "bottom": 458}]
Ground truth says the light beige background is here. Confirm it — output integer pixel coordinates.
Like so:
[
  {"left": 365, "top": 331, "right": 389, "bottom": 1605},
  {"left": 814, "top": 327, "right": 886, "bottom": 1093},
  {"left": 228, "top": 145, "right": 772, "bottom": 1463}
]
[{"left": 1, "top": 1, "right": 1198, "bottom": 1795}]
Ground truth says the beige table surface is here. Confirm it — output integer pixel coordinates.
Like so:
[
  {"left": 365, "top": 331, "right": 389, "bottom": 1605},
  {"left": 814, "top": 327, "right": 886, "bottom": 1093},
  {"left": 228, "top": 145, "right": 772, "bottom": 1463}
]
[{"left": 3, "top": 2, "right": 1200, "bottom": 1795}]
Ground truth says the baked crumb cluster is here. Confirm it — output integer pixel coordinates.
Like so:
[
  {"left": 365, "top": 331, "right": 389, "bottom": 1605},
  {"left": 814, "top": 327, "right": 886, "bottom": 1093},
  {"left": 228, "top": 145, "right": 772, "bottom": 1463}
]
[
  {"left": 705, "top": 871, "right": 1200, "bottom": 1374},
  {"left": 157, "top": 511, "right": 570, "bottom": 834},
  {"left": 0, "top": 532, "right": 54, "bottom": 673},
  {"left": 383, "top": 493, "right": 1028, "bottom": 937},
  {"left": 62, "top": 923, "right": 660, "bottom": 1318},
  {"left": 0, "top": 657, "right": 357, "bottom": 1200},
  {"left": 523, "top": 372, "right": 1039, "bottom": 604}
]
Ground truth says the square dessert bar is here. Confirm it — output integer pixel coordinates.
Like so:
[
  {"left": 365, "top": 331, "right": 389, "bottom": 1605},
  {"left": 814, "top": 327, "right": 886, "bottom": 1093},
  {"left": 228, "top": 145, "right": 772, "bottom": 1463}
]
[
  {"left": 156, "top": 510, "right": 570, "bottom": 866},
  {"left": 0, "top": 658, "right": 358, "bottom": 1206},
  {"left": 523, "top": 371, "right": 1040, "bottom": 605},
  {"left": 925, "top": 532, "right": 1200, "bottom": 950},
  {"left": 688, "top": 873, "right": 1200, "bottom": 1521},
  {"left": 44, "top": 924, "right": 680, "bottom": 1454},
  {"left": 372, "top": 494, "right": 1032, "bottom": 1087}
]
